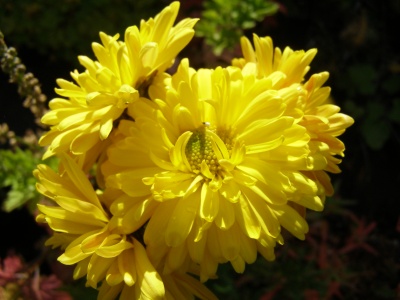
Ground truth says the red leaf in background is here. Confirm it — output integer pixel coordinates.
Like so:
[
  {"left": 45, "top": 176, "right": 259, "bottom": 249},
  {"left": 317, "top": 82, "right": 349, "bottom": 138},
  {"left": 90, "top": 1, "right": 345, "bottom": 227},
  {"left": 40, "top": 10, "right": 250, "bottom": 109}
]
[
  {"left": 304, "top": 289, "right": 319, "bottom": 300},
  {"left": 326, "top": 281, "right": 343, "bottom": 299},
  {"left": 259, "top": 284, "right": 282, "bottom": 300},
  {"left": 339, "top": 214, "right": 378, "bottom": 255},
  {"left": 22, "top": 268, "right": 72, "bottom": 300}
]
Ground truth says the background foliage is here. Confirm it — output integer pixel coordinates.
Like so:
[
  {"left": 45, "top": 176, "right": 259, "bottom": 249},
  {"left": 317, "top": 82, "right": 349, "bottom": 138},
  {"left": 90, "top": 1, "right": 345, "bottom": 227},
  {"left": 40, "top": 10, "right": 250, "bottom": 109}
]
[{"left": 1, "top": 0, "right": 399, "bottom": 299}]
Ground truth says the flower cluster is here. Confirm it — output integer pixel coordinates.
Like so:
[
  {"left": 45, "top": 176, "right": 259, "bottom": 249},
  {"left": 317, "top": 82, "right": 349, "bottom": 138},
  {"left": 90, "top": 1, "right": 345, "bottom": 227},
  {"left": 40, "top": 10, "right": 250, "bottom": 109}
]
[{"left": 34, "top": 2, "right": 354, "bottom": 299}]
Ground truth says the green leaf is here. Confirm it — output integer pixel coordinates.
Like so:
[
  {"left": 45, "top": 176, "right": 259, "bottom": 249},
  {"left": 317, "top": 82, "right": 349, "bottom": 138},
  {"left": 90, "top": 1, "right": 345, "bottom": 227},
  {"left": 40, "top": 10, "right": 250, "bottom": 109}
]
[
  {"left": 2, "top": 190, "right": 27, "bottom": 212},
  {"left": 348, "top": 64, "right": 378, "bottom": 95},
  {"left": 365, "top": 101, "right": 385, "bottom": 120},
  {"left": 195, "top": 0, "right": 279, "bottom": 55},
  {"left": 388, "top": 98, "right": 400, "bottom": 123},
  {"left": 0, "top": 148, "right": 57, "bottom": 212},
  {"left": 382, "top": 75, "right": 400, "bottom": 95},
  {"left": 242, "top": 20, "right": 256, "bottom": 29},
  {"left": 359, "top": 101, "right": 391, "bottom": 150},
  {"left": 343, "top": 100, "right": 365, "bottom": 120},
  {"left": 360, "top": 118, "right": 391, "bottom": 150}
]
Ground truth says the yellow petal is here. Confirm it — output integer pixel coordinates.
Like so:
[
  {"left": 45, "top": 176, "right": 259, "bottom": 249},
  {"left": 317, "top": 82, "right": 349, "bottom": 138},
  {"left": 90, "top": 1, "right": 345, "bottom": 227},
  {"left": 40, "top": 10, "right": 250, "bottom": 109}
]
[
  {"left": 95, "top": 237, "right": 133, "bottom": 258},
  {"left": 200, "top": 183, "right": 219, "bottom": 222},
  {"left": 98, "top": 282, "right": 124, "bottom": 300},
  {"left": 106, "top": 260, "right": 124, "bottom": 286},
  {"left": 217, "top": 225, "right": 240, "bottom": 261},
  {"left": 172, "top": 272, "right": 218, "bottom": 300},
  {"left": 214, "top": 195, "right": 235, "bottom": 230},
  {"left": 233, "top": 195, "right": 260, "bottom": 239},
  {"left": 133, "top": 238, "right": 165, "bottom": 299},
  {"left": 166, "top": 242, "right": 187, "bottom": 272},
  {"left": 118, "top": 249, "right": 137, "bottom": 286},
  {"left": 86, "top": 255, "right": 115, "bottom": 289},
  {"left": 55, "top": 195, "right": 108, "bottom": 222},
  {"left": 72, "top": 257, "right": 90, "bottom": 280},
  {"left": 273, "top": 205, "right": 309, "bottom": 240},
  {"left": 59, "top": 153, "right": 102, "bottom": 208},
  {"left": 165, "top": 191, "right": 199, "bottom": 247}
]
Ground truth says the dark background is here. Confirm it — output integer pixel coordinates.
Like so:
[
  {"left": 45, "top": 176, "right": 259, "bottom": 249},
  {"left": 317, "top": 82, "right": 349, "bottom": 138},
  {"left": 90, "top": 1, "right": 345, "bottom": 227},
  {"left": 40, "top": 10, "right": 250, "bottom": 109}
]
[{"left": 1, "top": 0, "right": 399, "bottom": 299}]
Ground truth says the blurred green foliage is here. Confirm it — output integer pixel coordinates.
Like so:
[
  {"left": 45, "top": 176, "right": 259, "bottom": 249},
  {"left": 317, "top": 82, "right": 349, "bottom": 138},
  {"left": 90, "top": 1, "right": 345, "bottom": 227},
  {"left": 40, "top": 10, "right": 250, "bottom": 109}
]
[
  {"left": 0, "top": 148, "right": 49, "bottom": 213},
  {"left": 195, "top": 0, "right": 279, "bottom": 55},
  {"left": 343, "top": 64, "right": 400, "bottom": 150},
  {"left": 0, "top": 146, "right": 59, "bottom": 213}
]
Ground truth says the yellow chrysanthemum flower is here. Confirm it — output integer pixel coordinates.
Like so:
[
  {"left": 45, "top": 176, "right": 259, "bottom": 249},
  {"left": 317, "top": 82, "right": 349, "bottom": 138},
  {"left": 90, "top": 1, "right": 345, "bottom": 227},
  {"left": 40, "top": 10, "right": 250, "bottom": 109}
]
[
  {"left": 298, "top": 72, "right": 354, "bottom": 197},
  {"left": 232, "top": 34, "right": 317, "bottom": 88},
  {"left": 39, "top": 1, "right": 198, "bottom": 162},
  {"left": 102, "top": 58, "right": 330, "bottom": 281},
  {"left": 34, "top": 1, "right": 354, "bottom": 294},
  {"left": 233, "top": 34, "right": 354, "bottom": 203},
  {"left": 35, "top": 153, "right": 124, "bottom": 289},
  {"left": 98, "top": 267, "right": 218, "bottom": 300},
  {"left": 34, "top": 154, "right": 215, "bottom": 299}
]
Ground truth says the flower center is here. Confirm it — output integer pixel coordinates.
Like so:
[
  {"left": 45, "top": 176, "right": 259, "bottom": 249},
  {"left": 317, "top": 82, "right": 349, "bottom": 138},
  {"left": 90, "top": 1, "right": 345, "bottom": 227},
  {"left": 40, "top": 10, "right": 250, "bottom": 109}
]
[
  {"left": 185, "top": 125, "right": 236, "bottom": 175},
  {"left": 185, "top": 127, "right": 220, "bottom": 174}
]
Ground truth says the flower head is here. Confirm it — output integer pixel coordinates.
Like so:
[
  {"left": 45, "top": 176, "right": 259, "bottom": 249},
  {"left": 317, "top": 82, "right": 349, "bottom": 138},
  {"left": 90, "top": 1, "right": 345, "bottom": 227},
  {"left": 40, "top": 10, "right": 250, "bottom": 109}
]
[
  {"left": 34, "top": 3, "right": 354, "bottom": 297},
  {"left": 39, "top": 1, "right": 198, "bottom": 161},
  {"left": 232, "top": 34, "right": 317, "bottom": 87},
  {"left": 35, "top": 153, "right": 215, "bottom": 299},
  {"left": 233, "top": 34, "right": 354, "bottom": 199},
  {"left": 35, "top": 154, "right": 122, "bottom": 287},
  {"left": 102, "top": 57, "right": 333, "bottom": 281}
]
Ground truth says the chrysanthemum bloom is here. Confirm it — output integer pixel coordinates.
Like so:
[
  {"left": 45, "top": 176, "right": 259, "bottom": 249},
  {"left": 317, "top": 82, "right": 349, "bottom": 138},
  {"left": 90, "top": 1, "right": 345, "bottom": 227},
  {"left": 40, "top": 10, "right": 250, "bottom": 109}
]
[
  {"left": 232, "top": 34, "right": 318, "bottom": 88},
  {"left": 35, "top": 154, "right": 128, "bottom": 289},
  {"left": 102, "top": 58, "right": 331, "bottom": 281},
  {"left": 38, "top": 1, "right": 198, "bottom": 164},
  {"left": 34, "top": 154, "right": 215, "bottom": 299},
  {"left": 232, "top": 34, "right": 354, "bottom": 213},
  {"left": 98, "top": 262, "right": 217, "bottom": 300}
]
